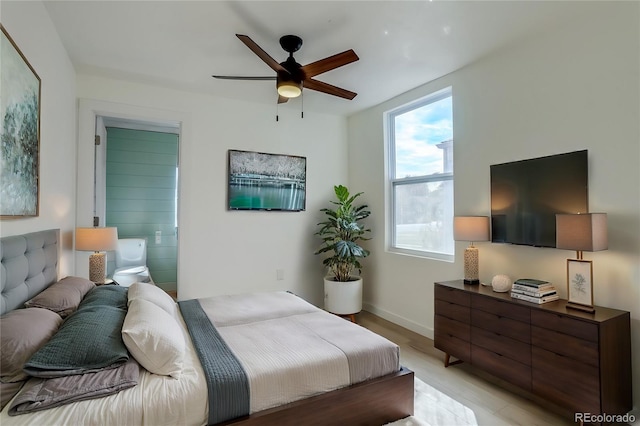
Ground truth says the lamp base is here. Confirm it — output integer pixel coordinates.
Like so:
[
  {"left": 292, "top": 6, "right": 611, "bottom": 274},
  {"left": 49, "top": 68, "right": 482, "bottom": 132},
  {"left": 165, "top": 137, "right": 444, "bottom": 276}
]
[
  {"left": 89, "top": 252, "right": 107, "bottom": 284},
  {"left": 463, "top": 246, "right": 480, "bottom": 285}
]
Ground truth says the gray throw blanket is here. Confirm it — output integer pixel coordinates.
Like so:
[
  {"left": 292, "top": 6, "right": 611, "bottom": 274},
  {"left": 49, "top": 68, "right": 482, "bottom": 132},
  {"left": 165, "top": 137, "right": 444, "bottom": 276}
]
[
  {"left": 9, "top": 358, "right": 139, "bottom": 416},
  {"left": 23, "top": 305, "right": 129, "bottom": 378},
  {"left": 178, "top": 299, "right": 250, "bottom": 425}
]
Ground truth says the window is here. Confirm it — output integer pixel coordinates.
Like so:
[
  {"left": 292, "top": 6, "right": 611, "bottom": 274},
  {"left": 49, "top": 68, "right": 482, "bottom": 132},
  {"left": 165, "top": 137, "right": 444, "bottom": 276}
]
[{"left": 386, "top": 88, "right": 454, "bottom": 260}]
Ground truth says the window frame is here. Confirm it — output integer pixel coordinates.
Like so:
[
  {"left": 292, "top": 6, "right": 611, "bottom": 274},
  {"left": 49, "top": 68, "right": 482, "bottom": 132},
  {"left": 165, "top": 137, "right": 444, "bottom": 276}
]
[{"left": 385, "top": 87, "right": 454, "bottom": 261}]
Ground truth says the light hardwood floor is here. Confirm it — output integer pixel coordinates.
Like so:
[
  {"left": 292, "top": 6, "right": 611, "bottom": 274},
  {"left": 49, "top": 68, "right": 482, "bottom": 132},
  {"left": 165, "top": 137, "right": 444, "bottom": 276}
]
[{"left": 356, "top": 311, "right": 575, "bottom": 426}]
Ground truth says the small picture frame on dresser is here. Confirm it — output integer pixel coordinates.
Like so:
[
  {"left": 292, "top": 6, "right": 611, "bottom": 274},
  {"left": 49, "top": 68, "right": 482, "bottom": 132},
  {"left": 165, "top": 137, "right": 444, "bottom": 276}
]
[{"left": 566, "top": 259, "right": 595, "bottom": 312}]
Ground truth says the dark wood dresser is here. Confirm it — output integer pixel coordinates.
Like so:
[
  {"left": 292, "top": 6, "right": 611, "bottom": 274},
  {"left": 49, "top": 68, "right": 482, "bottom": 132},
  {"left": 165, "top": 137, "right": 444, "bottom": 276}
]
[{"left": 434, "top": 280, "right": 632, "bottom": 419}]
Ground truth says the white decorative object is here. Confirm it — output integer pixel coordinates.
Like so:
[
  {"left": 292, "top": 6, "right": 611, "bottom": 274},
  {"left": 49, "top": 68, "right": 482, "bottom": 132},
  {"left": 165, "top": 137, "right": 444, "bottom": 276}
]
[
  {"left": 491, "top": 274, "right": 513, "bottom": 293},
  {"left": 324, "top": 277, "right": 362, "bottom": 315}
]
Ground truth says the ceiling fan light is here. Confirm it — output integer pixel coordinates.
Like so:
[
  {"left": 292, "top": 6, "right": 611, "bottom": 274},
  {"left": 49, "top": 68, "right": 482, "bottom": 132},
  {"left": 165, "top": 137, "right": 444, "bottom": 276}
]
[{"left": 277, "top": 81, "right": 302, "bottom": 98}]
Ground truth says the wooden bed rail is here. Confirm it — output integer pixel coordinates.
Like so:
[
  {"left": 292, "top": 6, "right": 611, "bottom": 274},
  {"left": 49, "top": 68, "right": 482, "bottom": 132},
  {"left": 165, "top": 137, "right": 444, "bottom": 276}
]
[{"left": 222, "top": 367, "right": 415, "bottom": 426}]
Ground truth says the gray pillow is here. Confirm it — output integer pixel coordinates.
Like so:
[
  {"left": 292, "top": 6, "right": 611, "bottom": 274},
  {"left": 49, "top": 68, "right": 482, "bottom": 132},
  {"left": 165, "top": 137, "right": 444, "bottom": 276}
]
[
  {"left": 25, "top": 276, "right": 95, "bottom": 317},
  {"left": 0, "top": 308, "right": 63, "bottom": 383}
]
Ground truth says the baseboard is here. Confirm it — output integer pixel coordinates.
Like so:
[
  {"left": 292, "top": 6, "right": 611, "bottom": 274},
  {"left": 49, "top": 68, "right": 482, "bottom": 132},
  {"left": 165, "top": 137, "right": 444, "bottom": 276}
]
[{"left": 362, "top": 302, "right": 434, "bottom": 340}]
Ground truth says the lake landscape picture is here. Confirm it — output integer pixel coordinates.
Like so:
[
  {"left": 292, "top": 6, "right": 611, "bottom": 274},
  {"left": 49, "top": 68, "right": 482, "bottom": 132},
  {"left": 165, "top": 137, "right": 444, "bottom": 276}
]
[{"left": 228, "top": 150, "right": 306, "bottom": 211}]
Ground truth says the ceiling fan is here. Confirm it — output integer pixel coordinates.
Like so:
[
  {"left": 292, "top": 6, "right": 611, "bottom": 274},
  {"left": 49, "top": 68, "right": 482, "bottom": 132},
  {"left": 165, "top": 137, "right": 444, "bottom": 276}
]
[{"left": 213, "top": 34, "right": 359, "bottom": 104}]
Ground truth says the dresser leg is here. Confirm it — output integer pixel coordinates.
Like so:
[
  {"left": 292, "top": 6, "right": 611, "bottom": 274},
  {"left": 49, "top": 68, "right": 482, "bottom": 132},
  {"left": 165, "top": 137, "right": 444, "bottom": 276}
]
[{"left": 444, "top": 353, "right": 463, "bottom": 368}]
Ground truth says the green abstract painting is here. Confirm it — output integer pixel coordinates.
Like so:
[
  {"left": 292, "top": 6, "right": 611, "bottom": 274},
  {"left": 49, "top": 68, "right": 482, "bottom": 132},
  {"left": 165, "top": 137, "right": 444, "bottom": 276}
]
[{"left": 1, "top": 25, "right": 41, "bottom": 217}]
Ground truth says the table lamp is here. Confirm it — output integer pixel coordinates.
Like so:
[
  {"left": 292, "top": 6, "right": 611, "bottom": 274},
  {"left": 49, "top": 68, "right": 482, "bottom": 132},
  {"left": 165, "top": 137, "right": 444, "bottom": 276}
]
[
  {"left": 454, "top": 216, "right": 490, "bottom": 285},
  {"left": 556, "top": 213, "right": 607, "bottom": 312},
  {"left": 75, "top": 227, "right": 118, "bottom": 284}
]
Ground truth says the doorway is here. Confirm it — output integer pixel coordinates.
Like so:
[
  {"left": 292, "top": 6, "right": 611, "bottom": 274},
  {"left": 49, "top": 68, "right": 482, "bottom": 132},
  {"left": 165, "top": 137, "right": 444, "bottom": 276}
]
[{"left": 96, "top": 118, "right": 179, "bottom": 292}]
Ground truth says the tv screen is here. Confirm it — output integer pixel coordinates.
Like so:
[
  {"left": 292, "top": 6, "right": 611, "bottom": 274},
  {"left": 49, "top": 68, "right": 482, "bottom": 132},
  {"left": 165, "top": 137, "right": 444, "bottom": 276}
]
[
  {"left": 490, "top": 150, "right": 588, "bottom": 247},
  {"left": 227, "top": 149, "right": 306, "bottom": 211}
]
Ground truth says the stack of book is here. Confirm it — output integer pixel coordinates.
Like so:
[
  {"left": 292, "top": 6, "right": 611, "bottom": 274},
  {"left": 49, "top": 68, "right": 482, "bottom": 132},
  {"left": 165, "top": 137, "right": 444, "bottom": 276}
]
[{"left": 510, "top": 278, "right": 559, "bottom": 304}]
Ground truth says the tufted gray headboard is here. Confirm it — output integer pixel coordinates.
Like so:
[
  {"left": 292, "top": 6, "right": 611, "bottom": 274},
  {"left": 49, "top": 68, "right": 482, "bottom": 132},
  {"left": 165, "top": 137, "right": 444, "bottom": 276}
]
[{"left": 0, "top": 229, "right": 59, "bottom": 315}]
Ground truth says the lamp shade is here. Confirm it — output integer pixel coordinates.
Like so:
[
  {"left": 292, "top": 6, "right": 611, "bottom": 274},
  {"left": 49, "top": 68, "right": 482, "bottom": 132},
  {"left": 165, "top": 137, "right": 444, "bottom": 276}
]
[
  {"left": 454, "top": 216, "right": 490, "bottom": 242},
  {"left": 75, "top": 227, "right": 118, "bottom": 252},
  {"left": 556, "top": 213, "right": 607, "bottom": 252}
]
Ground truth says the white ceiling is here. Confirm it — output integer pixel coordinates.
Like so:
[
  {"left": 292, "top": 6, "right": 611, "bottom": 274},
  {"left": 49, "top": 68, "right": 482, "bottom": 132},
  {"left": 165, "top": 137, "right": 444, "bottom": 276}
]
[{"left": 43, "top": 1, "right": 580, "bottom": 117}]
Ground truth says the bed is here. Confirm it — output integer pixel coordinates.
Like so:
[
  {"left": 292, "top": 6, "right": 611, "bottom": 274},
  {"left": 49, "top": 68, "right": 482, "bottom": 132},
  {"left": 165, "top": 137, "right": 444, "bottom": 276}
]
[{"left": 0, "top": 229, "right": 414, "bottom": 425}]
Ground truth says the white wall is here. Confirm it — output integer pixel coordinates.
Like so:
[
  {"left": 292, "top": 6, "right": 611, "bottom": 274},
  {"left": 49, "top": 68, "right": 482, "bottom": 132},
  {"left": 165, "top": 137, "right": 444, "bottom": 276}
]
[
  {"left": 75, "top": 75, "right": 348, "bottom": 306},
  {"left": 349, "top": 1, "right": 640, "bottom": 413},
  {"left": 0, "top": 1, "right": 77, "bottom": 276}
]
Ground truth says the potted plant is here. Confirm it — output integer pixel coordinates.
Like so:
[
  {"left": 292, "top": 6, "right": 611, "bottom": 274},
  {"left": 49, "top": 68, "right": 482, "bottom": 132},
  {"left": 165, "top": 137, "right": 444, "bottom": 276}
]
[{"left": 315, "top": 185, "right": 371, "bottom": 316}]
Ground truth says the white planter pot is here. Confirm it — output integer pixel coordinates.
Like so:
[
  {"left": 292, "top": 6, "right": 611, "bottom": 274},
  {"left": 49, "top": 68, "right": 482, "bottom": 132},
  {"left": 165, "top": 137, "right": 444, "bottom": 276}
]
[{"left": 324, "top": 277, "right": 363, "bottom": 315}]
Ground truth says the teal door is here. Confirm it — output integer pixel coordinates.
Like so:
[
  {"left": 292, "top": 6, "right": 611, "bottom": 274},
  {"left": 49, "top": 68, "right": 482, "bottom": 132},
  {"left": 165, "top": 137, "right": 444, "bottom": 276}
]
[{"left": 105, "top": 127, "right": 178, "bottom": 291}]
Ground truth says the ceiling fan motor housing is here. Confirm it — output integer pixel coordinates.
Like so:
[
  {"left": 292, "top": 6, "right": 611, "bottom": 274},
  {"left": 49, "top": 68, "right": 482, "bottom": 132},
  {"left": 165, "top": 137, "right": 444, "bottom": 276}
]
[{"left": 280, "top": 57, "right": 304, "bottom": 82}]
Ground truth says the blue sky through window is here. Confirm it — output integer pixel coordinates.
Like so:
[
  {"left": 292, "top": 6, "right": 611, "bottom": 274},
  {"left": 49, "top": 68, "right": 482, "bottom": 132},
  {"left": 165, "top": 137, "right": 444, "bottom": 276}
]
[{"left": 394, "top": 96, "right": 452, "bottom": 178}]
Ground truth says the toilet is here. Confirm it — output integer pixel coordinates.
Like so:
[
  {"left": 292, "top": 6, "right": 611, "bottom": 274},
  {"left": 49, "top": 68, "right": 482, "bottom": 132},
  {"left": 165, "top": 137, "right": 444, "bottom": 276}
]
[{"left": 112, "top": 238, "right": 152, "bottom": 287}]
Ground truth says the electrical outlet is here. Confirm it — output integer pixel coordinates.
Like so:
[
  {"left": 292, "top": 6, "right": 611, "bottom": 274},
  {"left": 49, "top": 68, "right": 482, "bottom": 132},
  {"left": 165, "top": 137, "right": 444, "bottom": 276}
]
[
  {"left": 276, "top": 269, "right": 285, "bottom": 281},
  {"left": 155, "top": 231, "right": 161, "bottom": 244}
]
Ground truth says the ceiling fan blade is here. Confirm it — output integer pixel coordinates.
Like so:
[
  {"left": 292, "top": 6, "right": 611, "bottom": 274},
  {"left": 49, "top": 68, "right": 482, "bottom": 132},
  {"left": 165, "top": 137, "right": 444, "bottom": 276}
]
[
  {"left": 303, "top": 78, "right": 357, "bottom": 100},
  {"left": 212, "top": 75, "right": 276, "bottom": 81},
  {"left": 278, "top": 95, "right": 289, "bottom": 104},
  {"left": 301, "top": 50, "right": 359, "bottom": 78},
  {"left": 236, "top": 34, "right": 288, "bottom": 74}
]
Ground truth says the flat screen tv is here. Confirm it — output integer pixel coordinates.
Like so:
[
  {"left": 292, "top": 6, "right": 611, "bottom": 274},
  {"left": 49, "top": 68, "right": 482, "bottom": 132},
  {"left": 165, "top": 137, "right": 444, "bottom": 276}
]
[
  {"left": 490, "top": 150, "right": 588, "bottom": 247},
  {"left": 227, "top": 149, "right": 306, "bottom": 211}
]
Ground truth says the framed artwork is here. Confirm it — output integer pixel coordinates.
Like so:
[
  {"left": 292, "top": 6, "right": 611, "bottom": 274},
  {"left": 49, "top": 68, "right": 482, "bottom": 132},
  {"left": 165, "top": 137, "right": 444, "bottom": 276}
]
[
  {"left": 1, "top": 25, "right": 41, "bottom": 218},
  {"left": 227, "top": 149, "right": 306, "bottom": 211},
  {"left": 566, "top": 259, "right": 594, "bottom": 312}
]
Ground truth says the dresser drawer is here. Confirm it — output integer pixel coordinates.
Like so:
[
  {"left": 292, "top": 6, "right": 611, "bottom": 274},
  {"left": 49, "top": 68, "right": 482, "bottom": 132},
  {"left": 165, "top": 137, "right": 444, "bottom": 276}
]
[
  {"left": 472, "top": 309, "right": 530, "bottom": 344},
  {"left": 472, "top": 326, "right": 531, "bottom": 365},
  {"left": 435, "top": 299, "right": 470, "bottom": 323},
  {"left": 471, "top": 294, "right": 530, "bottom": 323},
  {"left": 435, "top": 285, "right": 471, "bottom": 307},
  {"left": 472, "top": 345, "right": 531, "bottom": 390},
  {"left": 531, "top": 310, "right": 597, "bottom": 342},
  {"left": 435, "top": 315, "right": 470, "bottom": 341},
  {"left": 434, "top": 331, "right": 470, "bottom": 363},
  {"left": 532, "top": 325, "right": 598, "bottom": 367},
  {"left": 532, "top": 346, "right": 600, "bottom": 413}
]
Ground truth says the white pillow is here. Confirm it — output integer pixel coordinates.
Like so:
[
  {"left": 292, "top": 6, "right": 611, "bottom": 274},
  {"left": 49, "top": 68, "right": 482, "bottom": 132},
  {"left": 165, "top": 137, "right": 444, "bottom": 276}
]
[
  {"left": 122, "top": 298, "right": 184, "bottom": 378},
  {"left": 127, "top": 282, "right": 176, "bottom": 316}
]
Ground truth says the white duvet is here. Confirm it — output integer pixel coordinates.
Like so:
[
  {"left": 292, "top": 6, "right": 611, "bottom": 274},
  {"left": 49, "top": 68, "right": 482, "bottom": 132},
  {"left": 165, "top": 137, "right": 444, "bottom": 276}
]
[{"left": 1, "top": 291, "right": 399, "bottom": 425}]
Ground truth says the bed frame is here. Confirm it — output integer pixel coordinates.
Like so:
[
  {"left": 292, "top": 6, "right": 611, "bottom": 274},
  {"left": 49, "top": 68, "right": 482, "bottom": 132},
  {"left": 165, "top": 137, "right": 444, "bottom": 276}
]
[{"left": 0, "top": 229, "right": 414, "bottom": 425}]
